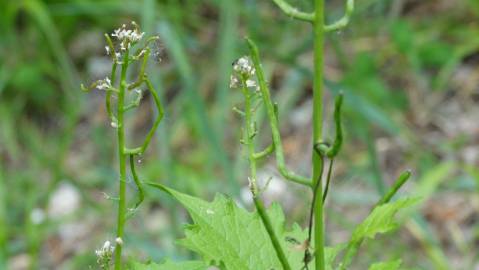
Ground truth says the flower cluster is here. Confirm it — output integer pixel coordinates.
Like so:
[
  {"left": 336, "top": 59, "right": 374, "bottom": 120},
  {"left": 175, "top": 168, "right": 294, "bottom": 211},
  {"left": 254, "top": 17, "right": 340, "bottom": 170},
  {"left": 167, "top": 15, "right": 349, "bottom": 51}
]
[
  {"left": 96, "top": 77, "right": 112, "bottom": 91},
  {"left": 95, "top": 240, "right": 115, "bottom": 269},
  {"left": 233, "top": 57, "right": 255, "bottom": 76},
  {"left": 111, "top": 22, "right": 145, "bottom": 52},
  {"left": 230, "top": 56, "right": 258, "bottom": 90}
]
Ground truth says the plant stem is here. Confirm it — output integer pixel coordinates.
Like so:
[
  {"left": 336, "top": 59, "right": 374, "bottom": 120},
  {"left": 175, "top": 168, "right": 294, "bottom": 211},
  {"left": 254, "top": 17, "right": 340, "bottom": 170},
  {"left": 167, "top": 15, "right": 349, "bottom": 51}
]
[
  {"left": 114, "top": 50, "right": 129, "bottom": 270},
  {"left": 271, "top": 0, "right": 315, "bottom": 22},
  {"left": 246, "top": 38, "right": 311, "bottom": 187},
  {"left": 312, "top": 0, "right": 325, "bottom": 269},
  {"left": 242, "top": 83, "right": 291, "bottom": 270},
  {"left": 376, "top": 170, "right": 411, "bottom": 206}
]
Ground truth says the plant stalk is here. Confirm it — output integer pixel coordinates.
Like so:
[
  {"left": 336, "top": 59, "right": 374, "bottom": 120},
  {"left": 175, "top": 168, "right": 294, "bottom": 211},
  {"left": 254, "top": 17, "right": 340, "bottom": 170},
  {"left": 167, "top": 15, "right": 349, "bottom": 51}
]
[
  {"left": 242, "top": 83, "right": 291, "bottom": 270},
  {"left": 312, "top": 0, "right": 326, "bottom": 269},
  {"left": 114, "top": 50, "right": 129, "bottom": 270}
]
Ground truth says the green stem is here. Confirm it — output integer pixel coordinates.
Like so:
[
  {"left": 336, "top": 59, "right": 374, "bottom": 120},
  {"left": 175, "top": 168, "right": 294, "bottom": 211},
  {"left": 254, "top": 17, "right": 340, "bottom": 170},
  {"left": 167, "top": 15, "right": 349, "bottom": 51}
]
[
  {"left": 253, "top": 143, "right": 274, "bottom": 160},
  {"left": 313, "top": 0, "right": 326, "bottom": 269},
  {"left": 242, "top": 82, "right": 291, "bottom": 270},
  {"left": 323, "top": 0, "right": 354, "bottom": 32},
  {"left": 304, "top": 155, "right": 325, "bottom": 269},
  {"left": 271, "top": 0, "right": 315, "bottom": 22},
  {"left": 322, "top": 158, "right": 334, "bottom": 202},
  {"left": 376, "top": 170, "right": 411, "bottom": 206},
  {"left": 129, "top": 154, "right": 145, "bottom": 210},
  {"left": 246, "top": 38, "right": 311, "bottom": 187},
  {"left": 114, "top": 50, "right": 129, "bottom": 270}
]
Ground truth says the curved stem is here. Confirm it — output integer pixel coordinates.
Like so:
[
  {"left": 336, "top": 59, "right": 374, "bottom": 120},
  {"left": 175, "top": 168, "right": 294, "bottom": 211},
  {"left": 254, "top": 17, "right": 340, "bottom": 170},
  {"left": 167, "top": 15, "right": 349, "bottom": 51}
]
[
  {"left": 114, "top": 50, "right": 130, "bottom": 270},
  {"left": 326, "top": 94, "right": 343, "bottom": 158},
  {"left": 139, "top": 76, "right": 164, "bottom": 153},
  {"left": 271, "top": 0, "right": 315, "bottom": 22},
  {"left": 128, "top": 49, "right": 150, "bottom": 90},
  {"left": 324, "top": 0, "right": 354, "bottom": 32},
  {"left": 242, "top": 82, "right": 292, "bottom": 270},
  {"left": 121, "top": 76, "right": 165, "bottom": 156},
  {"left": 246, "top": 38, "right": 312, "bottom": 187},
  {"left": 129, "top": 154, "right": 145, "bottom": 210},
  {"left": 253, "top": 143, "right": 274, "bottom": 160}
]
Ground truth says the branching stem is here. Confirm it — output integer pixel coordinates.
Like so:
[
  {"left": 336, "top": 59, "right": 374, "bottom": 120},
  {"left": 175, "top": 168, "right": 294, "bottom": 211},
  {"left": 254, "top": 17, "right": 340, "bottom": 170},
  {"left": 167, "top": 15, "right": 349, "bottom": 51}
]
[
  {"left": 114, "top": 49, "right": 129, "bottom": 270},
  {"left": 241, "top": 80, "right": 291, "bottom": 270},
  {"left": 246, "top": 38, "right": 312, "bottom": 187}
]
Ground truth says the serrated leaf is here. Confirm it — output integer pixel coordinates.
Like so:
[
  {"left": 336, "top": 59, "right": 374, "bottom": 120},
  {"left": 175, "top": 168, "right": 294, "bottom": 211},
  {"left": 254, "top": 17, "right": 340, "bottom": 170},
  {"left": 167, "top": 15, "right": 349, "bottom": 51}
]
[
  {"left": 368, "top": 259, "right": 402, "bottom": 270},
  {"left": 352, "top": 198, "right": 420, "bottom": 242},
  {"left": 149, "top": 183, "right": 308, "bottom": 269},
  {"left": 131, "top": 259, "right": 207, "bottom": 270}
]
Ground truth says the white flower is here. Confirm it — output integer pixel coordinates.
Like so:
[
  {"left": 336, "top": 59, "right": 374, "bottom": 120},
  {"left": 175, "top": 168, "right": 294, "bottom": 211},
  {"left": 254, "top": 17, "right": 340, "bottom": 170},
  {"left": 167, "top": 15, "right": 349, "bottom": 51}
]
[
  {"left": 95, "top": 240, "right": 115, "bottom": 269},
  {"left": 229, "top": 75, "right": 258, "bottom": 90},
  {"left": 111, "top": 22, "right": 145, "bottom": 44},
  {"left": 233, "top": 56, "right": 255, "bottom": 77},
  {"left": 229, "top": 75, "right": 240, "bottom": 89},
  {"left": 245, "top": 79, "right": 257, "bottom": 88},
  {"left": 105, "top": 46, "right": 110, "bottom": 55},
  {"left": 96, "top": 77, "right": 112, "bottom": 91},
  {"left": 95, "top": 240, "right": 114, "bottom": 258},
  {"left": 230, "top": 56, "right": 259, "bottom": 90}
]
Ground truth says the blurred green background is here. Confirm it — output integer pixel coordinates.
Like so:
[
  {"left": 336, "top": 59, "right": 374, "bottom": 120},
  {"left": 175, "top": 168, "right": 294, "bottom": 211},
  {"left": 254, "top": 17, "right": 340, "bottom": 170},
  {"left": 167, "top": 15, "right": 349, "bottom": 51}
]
[{"left": 1, "top": 0, "right": 478, "bottom": 269}]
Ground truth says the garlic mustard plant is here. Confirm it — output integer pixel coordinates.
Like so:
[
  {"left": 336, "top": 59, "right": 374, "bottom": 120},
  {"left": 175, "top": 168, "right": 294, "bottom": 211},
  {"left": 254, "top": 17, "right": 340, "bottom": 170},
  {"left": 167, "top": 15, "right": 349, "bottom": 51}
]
[{"left": 82, "top": 22, "right": 163, "bottom": 270}]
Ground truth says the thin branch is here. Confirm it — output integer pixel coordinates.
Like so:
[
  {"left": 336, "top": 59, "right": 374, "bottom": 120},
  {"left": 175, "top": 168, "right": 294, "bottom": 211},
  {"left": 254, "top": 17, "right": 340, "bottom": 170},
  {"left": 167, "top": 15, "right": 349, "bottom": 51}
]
[
  {"left": 123, "top": 89, "right": 143, "bottom": 112},
  {"left": 125, "top": 154, "right": 145, "bottom": 220},
  {"left": 123, "top": 76, "right": 165, "bottom": 155},
  {"left": 253, "top": 143, "right": 275, "bottom": 160},
  {"left": 272, "top": 0, "right": 315, "bottom": 22},
  {"left": 324, "top": 0, "right": 355, "bottom": 32},
  {"left": 326, "top": 93, "right": 343, "bottom": 158},
  {"left": 322, "top": 158, "right": 334, "bottom": 202},
  {"left": 246, "top": 38, "right": 312, "bottom": 187},
  {"left": 303, "top": 154, "right": 325, "bottom": 270},
  {"left": 128, "top": 49, "right": 150, "bottom": 90},
  {"left": 139, "top": 76, "right": 165, "bottom": 154},
  {"left": 241, "top": 80, "right": 292, "bottom": 270},
  {"left": 376, "top": 170, "right": 412, "bottom": 206}
]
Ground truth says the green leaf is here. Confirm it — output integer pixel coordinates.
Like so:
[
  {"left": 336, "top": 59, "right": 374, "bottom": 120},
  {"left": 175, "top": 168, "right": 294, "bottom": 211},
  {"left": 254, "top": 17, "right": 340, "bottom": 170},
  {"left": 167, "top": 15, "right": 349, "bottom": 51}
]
[
  {"left": 147, "top": 183, "right": 307, "bottom": 269},
  {"left": 351, "top": 198, "right": 420, "bottom": 242},
  {"left": 368, "top": 259, "right": 402, "bottom": 270},
  {"left": 325, "top": 244, "right": 346, "bottom": 270},
  {"left": 131, "top": 259, "right": 207, "bottom": 270}
]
